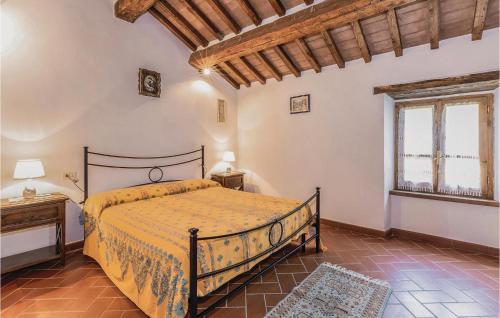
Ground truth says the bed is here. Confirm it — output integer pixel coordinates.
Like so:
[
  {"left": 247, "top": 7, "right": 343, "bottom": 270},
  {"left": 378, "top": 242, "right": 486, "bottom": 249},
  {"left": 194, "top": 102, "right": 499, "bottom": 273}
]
[{"left": 82, "top": 146, "right": 320, "bottom": 318}]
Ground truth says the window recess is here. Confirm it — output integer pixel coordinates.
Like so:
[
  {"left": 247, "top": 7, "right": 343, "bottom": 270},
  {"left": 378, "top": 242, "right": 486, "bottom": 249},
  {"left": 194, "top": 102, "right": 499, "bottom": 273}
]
[{"left": 394, "top": 94, "right": 494, "bottom": 200}]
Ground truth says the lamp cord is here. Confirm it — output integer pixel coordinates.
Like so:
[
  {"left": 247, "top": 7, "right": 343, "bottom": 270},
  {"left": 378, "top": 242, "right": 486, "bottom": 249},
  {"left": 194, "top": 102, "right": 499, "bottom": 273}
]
[
  {"left": 72, "top": 181, "right": 84, "bottom": 193},
  {"left": 65, "top": 174, "right": 84, "bottom": 193}
]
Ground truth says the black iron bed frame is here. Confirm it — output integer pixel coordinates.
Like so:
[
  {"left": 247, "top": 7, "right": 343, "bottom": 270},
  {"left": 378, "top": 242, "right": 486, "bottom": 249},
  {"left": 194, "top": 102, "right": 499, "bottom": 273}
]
[{"left": 83, "top": 145, "right": 320, "bottom": 318}]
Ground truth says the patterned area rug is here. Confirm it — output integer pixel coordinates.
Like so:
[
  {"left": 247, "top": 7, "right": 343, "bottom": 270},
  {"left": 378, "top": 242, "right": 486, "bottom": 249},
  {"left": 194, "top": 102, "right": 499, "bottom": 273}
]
[{"left": 265, "top": 263, "right": 391, "bottom": 318}]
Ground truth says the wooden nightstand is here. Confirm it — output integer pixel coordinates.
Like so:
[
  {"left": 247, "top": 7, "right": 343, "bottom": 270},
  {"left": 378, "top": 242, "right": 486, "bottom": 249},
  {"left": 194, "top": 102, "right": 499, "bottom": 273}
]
[
  {"left": 211, "top": 171, "right": 245, "bottom": 191},
  {"left": 1, "top": 193, "right": 68, "bottom": 274}
]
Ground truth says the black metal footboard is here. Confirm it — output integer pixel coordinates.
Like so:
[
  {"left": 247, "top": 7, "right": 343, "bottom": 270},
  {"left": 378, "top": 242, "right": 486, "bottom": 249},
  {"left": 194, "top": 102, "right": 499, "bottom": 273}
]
[{"left": 188, "top": 187, "right": 321, "bottom": 318}]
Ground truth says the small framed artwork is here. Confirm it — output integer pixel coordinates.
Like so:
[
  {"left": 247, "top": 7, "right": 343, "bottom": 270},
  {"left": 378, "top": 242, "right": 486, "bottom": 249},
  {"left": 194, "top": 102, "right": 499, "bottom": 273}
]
[
  {"left": 217, "top": 99, "right": 226, "bottom": 123},
  {"left": 290, "top": 94, "right": 310, "bottom": 114},
  {"left": 138, "top": 68, "right": 161, "bottom": 98}
]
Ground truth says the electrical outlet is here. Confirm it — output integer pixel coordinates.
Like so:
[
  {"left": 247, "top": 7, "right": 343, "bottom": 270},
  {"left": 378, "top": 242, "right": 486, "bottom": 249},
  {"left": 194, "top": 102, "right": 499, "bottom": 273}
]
[{"left": 64, "top": 171, "right": 79, "bottom": 183}]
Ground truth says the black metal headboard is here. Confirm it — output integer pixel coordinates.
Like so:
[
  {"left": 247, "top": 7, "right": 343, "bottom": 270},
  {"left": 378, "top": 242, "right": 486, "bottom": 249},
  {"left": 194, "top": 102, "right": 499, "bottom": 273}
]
[{"left": 83, "top": 145, "right": 205, "bottom": 201}]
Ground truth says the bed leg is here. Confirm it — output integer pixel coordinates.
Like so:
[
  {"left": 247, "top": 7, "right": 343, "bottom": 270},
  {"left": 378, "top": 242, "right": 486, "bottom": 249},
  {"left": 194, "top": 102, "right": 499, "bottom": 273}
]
[
  {"left": 201, "top": 145, "right": 205, "bottom": 179},
  {"left": 300, "top": 233, "right": 306, "bottom": 253},
  {"left": 84, "top": 146, "right": 88, "bottom": 201},
  {"left": 189, "top": 228, "right": 199, "bottom": 318},
  {"left": 315, "top": 187, "right": 321, "bottom": 254}
]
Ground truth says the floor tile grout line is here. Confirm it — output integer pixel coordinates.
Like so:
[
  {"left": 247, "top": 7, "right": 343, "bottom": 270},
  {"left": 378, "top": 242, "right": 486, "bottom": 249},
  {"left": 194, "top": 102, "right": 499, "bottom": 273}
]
[
  {"left": 244, "top": 282, "right": 248, "bottom": 318},
  {"left": 263, "top": 287, "right": 268, "bottom": 314},
  {"left": 1, "top": 283, "right": 33, "bottom": 300}
]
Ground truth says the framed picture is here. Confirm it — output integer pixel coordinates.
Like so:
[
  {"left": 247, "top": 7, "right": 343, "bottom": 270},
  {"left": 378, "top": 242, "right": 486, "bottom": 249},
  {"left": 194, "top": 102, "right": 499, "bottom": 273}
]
[
  {"left": 217, "top": 99, "right": 226, "bottom": 123},
  {"left": 138, "top": 68, "right": 161, "bottom": 98},
  {"left": 290, "top": 94, "right": 310, "bottom": 114}
]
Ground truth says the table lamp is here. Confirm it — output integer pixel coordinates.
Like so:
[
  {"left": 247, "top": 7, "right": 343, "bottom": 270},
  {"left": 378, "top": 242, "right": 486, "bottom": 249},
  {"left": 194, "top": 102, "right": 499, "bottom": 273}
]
[
  {"left": 13, "top": 159, "right": 45, "bottom": 198},
  {"left": 222, "top": 151, "right": 235, "bottom": 173}
]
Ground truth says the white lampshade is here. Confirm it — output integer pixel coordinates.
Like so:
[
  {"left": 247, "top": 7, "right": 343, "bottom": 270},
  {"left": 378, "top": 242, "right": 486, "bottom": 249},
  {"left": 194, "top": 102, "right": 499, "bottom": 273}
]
[
  {"left": 222, "top": 151, "right": 235, "bottom": 162},
  {"left": 13, "top": 159, "right": 45, "bottom": 179}
]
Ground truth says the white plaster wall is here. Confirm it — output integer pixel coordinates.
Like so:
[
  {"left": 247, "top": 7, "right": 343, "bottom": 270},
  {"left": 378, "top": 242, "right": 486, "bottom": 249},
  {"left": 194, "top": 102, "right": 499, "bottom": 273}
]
[
  {"left": 390, "top": 196, "right": 499, "bottom": 247},
  {"left": 237, "top": 30, "right": 499, "bottom": 246},
  {"left": 1, "top": 0, "right": 238, "bottom": 256},
  {"left": 383, "top": 95, "right": 395, "bottom": 230}
]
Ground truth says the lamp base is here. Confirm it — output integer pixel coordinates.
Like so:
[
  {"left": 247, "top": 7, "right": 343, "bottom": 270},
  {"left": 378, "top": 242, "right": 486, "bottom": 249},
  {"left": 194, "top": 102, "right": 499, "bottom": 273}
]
[
  {"left": 226, "top": 167, "right": 232, "bottom": 173},
  {"left": 22, "top": 187, "right": 36, "bottom": 199}
]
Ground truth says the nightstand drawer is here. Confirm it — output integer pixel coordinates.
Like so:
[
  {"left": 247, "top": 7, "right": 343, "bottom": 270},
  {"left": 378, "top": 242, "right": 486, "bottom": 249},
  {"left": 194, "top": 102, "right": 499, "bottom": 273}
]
[
  {"left": 2, "top": 203, "right": 60, "bottom": 232},
  {"left": 211, "top": 172, "right": 245, "bottom": 191},
  {"left": 224, "top": 176, "right": 243, "bottom": 189}
]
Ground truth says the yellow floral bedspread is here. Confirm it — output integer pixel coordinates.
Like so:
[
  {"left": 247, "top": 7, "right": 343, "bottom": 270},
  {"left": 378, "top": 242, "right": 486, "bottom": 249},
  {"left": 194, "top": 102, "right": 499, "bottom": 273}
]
[{"left": 83, "top": 179, "right": 311, "bottom": 318}]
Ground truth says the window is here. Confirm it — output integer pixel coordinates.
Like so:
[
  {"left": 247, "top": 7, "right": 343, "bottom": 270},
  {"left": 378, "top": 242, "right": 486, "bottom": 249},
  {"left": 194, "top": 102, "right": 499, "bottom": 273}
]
[{"left": 395, "top": 94, "right": 494, "bottom": 199}]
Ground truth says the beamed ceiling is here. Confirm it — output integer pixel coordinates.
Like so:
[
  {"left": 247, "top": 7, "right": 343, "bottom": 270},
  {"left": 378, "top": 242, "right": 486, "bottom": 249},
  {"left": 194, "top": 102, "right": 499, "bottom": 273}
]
[{"left": 115, "top": 0, "right": 499, "bottom": 89}]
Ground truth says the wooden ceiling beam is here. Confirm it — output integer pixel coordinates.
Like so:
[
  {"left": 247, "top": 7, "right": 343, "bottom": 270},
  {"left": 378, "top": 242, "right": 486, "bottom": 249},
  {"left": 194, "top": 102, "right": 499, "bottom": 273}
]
[
  {"left": 374, "top": 71, "right": 500, "bottom": 99},
  {"left": 254, "top": 51, "right": 282, "bottom": 81},
  {"left": 181, "top": 0, "right": 224, "bottom": 40},
  {"left": 189, "top": 0, "right": 420, "bottom": 69},
  {"left": 321, "top": 29, "right": 345, "bottom": 68},
  {"left": 295, "top": 38, "right": 321, "bottom": 73},
  {"left": 115, "top": 0, "right": 158, "bottom": 22},
  {"left": 156, "top": 0, "right": 208, "bottom": 47},
  {"left": 274, "top": 45, "right": 301, "bottom": 77},
  {"left": 215, "top": 65, "right": 240, "bottom": 89},
  {"left": 149, "top": 7, "right": 197, "bottom": 51},
  {"left": 428, "top": 0, "right": 440, "bottom": 49},
  {"left": 374, "top": 71, "right": 499, "bottom": 94},
  {"left": 472, "top": 0, "right": 489, "bottom": 41},
  {"left": 236, "top": 0, "right": 262, "bottom": 26},
  {"left": 267, "top": 0, "right": 286, "bottom": 17},
  {"left": 387, "top": 8, "right": 402, "bottom": 57},
  {"left": 352, "top": 20, "right": 371, "bottom": 63},
  {"left": 239, "top": 56, "right": 266, "bottom": 84},
  {"left": 220, "top": 61, "right": 251, "bottom": 87},
  {"left": 205, "top": 0, "right": 242, "bottom": 34}
]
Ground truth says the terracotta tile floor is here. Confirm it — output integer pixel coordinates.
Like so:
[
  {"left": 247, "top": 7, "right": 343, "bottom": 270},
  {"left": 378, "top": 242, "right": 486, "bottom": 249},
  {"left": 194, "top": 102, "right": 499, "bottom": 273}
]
[{"left": 2, "top": 224, "right": 499, "bottom": 317}]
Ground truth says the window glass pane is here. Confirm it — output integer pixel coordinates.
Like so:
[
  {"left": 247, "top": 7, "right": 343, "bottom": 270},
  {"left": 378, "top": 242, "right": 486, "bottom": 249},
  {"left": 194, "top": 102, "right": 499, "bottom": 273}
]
[
  {"left": 439, "top": 102, "right": 481, "bottom": 196},
  {"left": 398, "top": 106, "right": 434, "bottom": 192}
]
